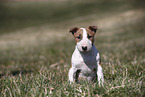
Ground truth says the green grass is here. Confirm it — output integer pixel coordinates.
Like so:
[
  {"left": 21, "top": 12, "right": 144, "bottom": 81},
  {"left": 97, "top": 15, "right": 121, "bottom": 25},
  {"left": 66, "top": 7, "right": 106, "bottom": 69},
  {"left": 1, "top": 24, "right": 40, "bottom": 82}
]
[{"left": 0, "top": 0, "right": 145, "bottom": 96}]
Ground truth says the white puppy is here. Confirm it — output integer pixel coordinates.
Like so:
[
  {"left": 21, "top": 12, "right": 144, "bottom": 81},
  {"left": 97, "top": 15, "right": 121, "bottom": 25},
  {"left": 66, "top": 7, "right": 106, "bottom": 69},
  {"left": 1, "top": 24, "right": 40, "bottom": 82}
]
[{"left": 68, "top": 26, "right": 104, "bottom": 85}]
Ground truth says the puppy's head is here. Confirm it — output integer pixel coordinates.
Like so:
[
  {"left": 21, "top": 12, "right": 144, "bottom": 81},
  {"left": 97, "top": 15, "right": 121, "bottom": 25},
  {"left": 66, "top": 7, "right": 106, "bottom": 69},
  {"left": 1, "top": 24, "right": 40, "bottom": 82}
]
[{"left": 69, "top": 26, "right": 98, "bottom": 52}]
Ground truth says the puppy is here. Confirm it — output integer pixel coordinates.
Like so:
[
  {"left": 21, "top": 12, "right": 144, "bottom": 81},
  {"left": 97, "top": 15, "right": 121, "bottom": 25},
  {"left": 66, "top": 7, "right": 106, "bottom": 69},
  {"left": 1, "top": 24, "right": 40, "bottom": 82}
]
[{"left": 68, "top": 26, "right": 104, "bottom": 85}]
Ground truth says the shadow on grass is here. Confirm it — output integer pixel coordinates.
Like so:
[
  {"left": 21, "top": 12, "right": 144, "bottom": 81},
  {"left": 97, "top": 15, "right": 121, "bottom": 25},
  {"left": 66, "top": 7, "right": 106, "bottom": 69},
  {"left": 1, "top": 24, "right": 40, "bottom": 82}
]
[{"left": 0, "top": 69, "right": 33, "bottom": 78}]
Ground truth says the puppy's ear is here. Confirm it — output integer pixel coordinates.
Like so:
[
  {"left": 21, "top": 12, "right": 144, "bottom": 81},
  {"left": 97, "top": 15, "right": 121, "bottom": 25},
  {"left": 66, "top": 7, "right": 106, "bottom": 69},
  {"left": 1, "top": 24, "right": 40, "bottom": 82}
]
[
  {"left": 88, "top": 26, "right": 98, "bottom": 33},
  {"left": 69, "top": 27, "right": 79, "bottom": 35}
]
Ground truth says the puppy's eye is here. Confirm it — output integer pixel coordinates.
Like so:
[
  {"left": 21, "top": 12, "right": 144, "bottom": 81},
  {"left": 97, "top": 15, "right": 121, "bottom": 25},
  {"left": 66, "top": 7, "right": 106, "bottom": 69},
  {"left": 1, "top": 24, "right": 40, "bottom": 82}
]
[
  {"left": 88, "top": 34, "right": 93, "bottom": 39},
  {"left": 76, "top": 34, "right": 81, "bottom": 39}
]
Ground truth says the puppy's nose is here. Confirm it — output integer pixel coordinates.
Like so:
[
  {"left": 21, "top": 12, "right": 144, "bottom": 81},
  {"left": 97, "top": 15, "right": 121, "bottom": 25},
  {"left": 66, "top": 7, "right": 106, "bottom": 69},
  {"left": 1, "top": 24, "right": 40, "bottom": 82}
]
[{"left": 82, "top": 46, "right": 87, "bottom": 51}]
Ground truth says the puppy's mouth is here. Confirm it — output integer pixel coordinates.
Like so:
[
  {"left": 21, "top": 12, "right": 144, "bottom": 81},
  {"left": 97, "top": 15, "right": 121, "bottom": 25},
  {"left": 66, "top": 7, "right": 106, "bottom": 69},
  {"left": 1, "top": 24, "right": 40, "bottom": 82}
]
[{"left": 81, "top": 50, "right": 87, "bottom": 52}]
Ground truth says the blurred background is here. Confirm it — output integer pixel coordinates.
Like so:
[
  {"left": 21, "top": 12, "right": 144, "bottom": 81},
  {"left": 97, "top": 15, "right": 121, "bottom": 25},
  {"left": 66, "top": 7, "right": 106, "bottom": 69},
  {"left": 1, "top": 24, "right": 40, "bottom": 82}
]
[
  {"left": 0, "top": 0, "right": 144, "bottom": 47},
  {"left": 0, "top": 0, "right": 145, "bottom": 74}
]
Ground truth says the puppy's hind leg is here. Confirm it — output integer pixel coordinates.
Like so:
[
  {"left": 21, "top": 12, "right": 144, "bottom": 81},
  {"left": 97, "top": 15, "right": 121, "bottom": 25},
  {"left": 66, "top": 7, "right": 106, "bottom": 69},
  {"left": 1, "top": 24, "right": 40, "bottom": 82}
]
[{"left": 74, "top": 69, "right": 81, "bottom": 83}]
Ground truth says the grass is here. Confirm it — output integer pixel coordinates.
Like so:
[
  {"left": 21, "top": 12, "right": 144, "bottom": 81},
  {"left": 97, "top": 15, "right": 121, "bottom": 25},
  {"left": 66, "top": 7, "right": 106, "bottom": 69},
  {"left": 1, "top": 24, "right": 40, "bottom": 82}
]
[{"left": 0, "top": 0, "right": 145, "bottom": 96}]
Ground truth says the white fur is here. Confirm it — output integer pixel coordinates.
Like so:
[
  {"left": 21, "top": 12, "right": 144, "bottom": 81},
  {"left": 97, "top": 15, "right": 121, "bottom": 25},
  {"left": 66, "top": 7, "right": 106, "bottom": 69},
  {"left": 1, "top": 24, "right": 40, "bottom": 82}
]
[
  {"left": 76, "top": 28, "right": 92, "bottom": 52},
  {"left": 68, "top": 28, "right": 104, "bottom": 86}
]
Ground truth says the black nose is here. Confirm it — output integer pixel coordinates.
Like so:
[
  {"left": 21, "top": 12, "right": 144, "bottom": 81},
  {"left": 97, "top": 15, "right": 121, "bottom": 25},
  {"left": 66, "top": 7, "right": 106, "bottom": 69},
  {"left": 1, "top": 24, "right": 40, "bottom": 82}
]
[{"left": 82, "top": 46, "right": 87, "bottom": 51}]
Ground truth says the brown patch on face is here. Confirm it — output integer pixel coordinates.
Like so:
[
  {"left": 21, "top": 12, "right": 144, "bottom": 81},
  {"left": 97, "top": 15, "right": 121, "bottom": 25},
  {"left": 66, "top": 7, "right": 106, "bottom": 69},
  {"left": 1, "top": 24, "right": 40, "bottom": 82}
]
[
  {"left": 86, "top": 28, "right": 95, "bottom": 43},
  {"left": 69, "top": 27, "right": 83, "bottom": 43},
  {"left": 74, "top": 29, "right": 83, "bottom": 43},
  {"left": 86, "top": 26, "right": 98, "bottom": 44}
]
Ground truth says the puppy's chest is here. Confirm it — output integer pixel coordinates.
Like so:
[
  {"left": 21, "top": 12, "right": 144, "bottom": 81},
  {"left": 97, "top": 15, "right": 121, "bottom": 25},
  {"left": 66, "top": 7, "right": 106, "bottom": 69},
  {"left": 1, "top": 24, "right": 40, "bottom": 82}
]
[{"left": 72, "top": 53, "right": 97, "bottom": 71}]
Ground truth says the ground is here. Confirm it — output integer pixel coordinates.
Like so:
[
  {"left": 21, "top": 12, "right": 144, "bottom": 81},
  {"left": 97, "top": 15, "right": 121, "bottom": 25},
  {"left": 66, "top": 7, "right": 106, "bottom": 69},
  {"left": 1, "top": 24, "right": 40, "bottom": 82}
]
[{"left": 0, "top": 0, "right": 145, "bottom": 96}]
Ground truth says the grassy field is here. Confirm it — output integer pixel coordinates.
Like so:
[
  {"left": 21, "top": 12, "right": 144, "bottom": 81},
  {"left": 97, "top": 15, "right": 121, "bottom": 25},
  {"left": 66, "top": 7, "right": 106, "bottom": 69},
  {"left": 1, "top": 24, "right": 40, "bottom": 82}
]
[{"left": 0, "top": 0, "right": 145, "bottom": 96}]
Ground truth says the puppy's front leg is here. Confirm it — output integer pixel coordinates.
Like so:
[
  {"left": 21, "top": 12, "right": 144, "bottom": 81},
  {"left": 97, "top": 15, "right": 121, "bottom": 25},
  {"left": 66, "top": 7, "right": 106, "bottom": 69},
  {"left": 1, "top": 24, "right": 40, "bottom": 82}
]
[
  {"left": 97, "top": 64, "right": 104, "bottom": 86},
  {"left": 68, "top": 67, "right": 79, "bottom": 84}
]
